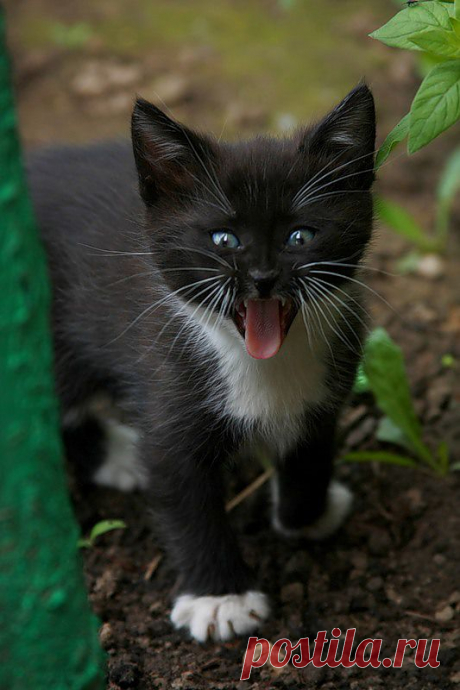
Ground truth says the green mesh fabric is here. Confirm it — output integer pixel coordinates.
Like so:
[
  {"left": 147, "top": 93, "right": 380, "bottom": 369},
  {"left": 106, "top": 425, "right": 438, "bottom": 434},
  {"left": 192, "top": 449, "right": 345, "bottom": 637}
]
[{"left": 0, "top": 9, "right": 105, "bottom": 689}]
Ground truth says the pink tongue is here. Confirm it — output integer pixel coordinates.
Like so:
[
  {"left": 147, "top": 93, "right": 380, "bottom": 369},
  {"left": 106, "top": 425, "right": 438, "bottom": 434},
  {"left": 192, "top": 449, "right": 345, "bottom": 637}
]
[{"left": 245, "top": 299, "right": 282, "bottom": 359}]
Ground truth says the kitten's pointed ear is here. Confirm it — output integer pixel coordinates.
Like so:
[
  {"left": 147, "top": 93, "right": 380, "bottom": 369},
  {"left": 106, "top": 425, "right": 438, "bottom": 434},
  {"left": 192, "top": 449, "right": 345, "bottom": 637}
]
[
  {"left": 131, "top": 97, "right": 215, "bottom": 206},
  {"left": 302, "top": 84, "right": 376, "bottom": 188}
]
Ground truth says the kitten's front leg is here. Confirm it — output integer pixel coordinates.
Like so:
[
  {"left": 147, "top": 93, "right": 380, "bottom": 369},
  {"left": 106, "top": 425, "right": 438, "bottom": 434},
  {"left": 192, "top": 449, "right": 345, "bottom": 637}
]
[
  {"left": 141, "top": 435, "right": 269, "bottom": 642},
  {"left": 272, "top": 413, "right": 353, "bottom": 540}
]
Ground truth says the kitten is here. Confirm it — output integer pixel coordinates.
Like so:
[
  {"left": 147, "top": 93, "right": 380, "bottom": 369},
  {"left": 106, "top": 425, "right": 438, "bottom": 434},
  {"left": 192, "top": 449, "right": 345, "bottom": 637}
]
[{"left": 27, "top": 83, "right": 376, "bottom": 642}]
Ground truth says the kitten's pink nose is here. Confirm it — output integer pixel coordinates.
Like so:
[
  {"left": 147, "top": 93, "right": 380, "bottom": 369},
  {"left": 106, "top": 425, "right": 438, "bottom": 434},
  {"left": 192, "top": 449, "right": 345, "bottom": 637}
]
[{"left": 249, "top": 269, "right": 280, "bottom": 298}]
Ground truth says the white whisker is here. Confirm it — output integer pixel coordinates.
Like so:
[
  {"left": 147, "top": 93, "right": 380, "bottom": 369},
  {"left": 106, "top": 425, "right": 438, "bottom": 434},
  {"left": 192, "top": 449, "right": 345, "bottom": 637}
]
[
  {"left": 105, "top": 275, "right": 222, "bottom": 346},
  {"left": 302, "top": 278, "right": 363, "bottom": 355},
  {"left": 310, "top": 269, "right": 396, "bottom": 313}
]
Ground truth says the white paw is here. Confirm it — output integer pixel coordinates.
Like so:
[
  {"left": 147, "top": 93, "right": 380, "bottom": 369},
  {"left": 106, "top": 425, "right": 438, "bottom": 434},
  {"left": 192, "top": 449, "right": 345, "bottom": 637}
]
[
  {"left": 93, "top": 420, "right": 148, "bottom": 492},
  {"left": 171, "top": 591, "right": 270, "bottom": 643},
  {"left": 272, "top": 480, "right": 353, "bottom": 540},
  {"left": 303, "top": 481, "right": 353, "bottom": 539}
]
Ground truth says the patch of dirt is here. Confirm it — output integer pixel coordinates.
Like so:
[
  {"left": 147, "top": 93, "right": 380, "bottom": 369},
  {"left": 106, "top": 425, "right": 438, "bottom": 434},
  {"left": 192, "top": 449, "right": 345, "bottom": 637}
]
[{"left": 8, "top": 1, "right": 460, "bottom": 687}]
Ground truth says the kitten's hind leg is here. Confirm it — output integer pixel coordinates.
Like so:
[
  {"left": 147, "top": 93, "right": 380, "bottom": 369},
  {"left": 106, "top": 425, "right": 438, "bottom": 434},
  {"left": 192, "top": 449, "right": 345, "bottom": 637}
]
[
  {"left": 63, "top": 403, "right": 148, "bottom": 492},
  {"left": 271, "top": 413, "right": 352, "bottom": 540},
  {"left": 92, "top": 418, "right": 148, "bottom": 492}
]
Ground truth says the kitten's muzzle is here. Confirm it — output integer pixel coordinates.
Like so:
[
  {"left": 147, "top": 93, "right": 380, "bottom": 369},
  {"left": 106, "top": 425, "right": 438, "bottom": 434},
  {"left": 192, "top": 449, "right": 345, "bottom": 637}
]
[{"left": 249, "top": 268, "right": 281, "bottom": 299}]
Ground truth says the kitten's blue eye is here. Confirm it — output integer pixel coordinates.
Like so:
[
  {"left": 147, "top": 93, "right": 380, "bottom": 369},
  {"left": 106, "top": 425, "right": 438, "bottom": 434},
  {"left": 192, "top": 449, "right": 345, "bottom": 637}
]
[
  {"left": 287, "top": 228, "right": 316, "bottom": 247},
  {"left": 211, "top": 231, "right": 240, "bottom": 248}
]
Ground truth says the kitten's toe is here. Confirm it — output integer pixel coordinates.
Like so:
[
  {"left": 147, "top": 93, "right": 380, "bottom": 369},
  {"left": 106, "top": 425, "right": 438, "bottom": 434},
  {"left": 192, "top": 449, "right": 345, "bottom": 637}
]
[
  {"left": 171, "top": 591, "right": 270, "bottom": 643},
  {"left": 93, "top": 420, "right": 148, "bottom": 492},
  {"left": 273, "top": 480, "right": 353, "bottom": 541}
]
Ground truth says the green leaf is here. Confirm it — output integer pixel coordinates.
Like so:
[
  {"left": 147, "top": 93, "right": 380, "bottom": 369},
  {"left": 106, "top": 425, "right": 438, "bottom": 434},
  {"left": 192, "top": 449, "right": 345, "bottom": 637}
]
[
  {"left": 376, "top": 197, "right": 437, "bottom": 250},
  {"left": 450, "top": 16, "right": 460, "bottom": 38},
  {"left": 456, "top": 0, "right": 460, "bottom": 20},
  {"left": 89, "top": 519, "right": 126, "bottom": 541},
  {"left": 437, "top": 146, "right": 460, "bottom": 201},
  {"left": 340, "top": 451, "right": 418, "bottom": 468},
  {"left": 395, "top": 249, "right": 423, "bottom": 274},
  {"left": 78, "top": 519, "right": 127, "bottom": 548},
  {"left": 409, "top": 59, "right": 460, "bottom": 153},
  {"left": 436, "top": 441, "right": 450, "bottom": 474},
  {"left": 370, "top": 2, "right": 455, "bottom": 51},
  {"left": 361, "top": 328, "right": 433, "bottom": 466},
  {"left": 451, "top": 461, "right": 460, "bottom": 471},
  {"left": 375, "top": 113, "right": 410, "bottom": 169},
  {"left": 376, "top": 416, "right": 414, "bottom": 452},
  {"left": 436, "top": 146, "right": 460, "bottom": 240},
  {"left": 353, "top": 361, "right": 371, "bottom": 394},
  {"left": 410, "top": 27, "right": 460, "bottom": 58},
  {"left": 50, "top": 22, "right": 94, "bottom": 49},
  {"left": 441, "top": 352, "right": 456, "bottom": 367}
]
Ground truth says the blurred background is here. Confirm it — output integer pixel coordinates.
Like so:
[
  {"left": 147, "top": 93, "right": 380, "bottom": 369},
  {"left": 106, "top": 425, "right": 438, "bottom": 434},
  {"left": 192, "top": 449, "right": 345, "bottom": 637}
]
[
  {"left": 7, "top": 0, "right": 405, "bottom": 143},
  {"left": 4, "top": 2, "right": 459, "bottom": 689}
]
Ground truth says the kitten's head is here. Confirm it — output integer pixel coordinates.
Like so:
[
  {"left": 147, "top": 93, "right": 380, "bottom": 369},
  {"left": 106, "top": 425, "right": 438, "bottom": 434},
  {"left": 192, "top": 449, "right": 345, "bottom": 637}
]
[{"left": 132, "top": 85, "right": 376, "bottom": 359}]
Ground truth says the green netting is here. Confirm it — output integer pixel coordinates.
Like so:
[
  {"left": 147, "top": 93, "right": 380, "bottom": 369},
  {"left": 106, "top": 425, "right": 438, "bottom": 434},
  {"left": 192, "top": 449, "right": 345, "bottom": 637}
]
[{"left": 0, "top": 8, "right": 105, "bottom": 689}]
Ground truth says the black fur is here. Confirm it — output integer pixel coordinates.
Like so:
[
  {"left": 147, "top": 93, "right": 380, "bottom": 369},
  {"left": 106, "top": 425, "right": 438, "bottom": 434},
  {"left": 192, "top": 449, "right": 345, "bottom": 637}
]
[{"left": 27, "top": 85, "right": 376, "bottom": 611}]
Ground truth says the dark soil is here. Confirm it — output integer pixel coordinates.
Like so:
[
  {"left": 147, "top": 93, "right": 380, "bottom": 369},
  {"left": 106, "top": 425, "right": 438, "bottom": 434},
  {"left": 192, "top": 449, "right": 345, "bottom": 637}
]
[{"left": 7, "top": 1, "right": 460, "bottom": 687}]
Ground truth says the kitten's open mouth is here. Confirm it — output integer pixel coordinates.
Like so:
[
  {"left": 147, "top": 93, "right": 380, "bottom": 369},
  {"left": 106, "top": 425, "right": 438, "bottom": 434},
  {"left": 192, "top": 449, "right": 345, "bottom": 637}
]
[{"left": 233, "top": 298, "right": 296, "bottom": 360}]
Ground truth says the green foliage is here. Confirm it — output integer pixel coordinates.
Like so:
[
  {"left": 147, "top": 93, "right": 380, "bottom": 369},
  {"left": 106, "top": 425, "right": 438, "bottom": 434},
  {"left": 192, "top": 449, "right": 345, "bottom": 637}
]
[
  {"left": 376, "top": 196, "right": 440, "bottom": 251},
  {"left": 441, "top": 352, "right": 457, "bottom": 367},
  {"left": 376, "top": 144, "right": 460, "bottom": 253},
  {"left": 50, "top": 22, "right": 94, "bottom": 49},
  {"left": 343, "top": 328, "right": 451, "bottom": 475},
  {"left": 372, "top": 0, "right": 460, "bottom": 160},
  {"left": 409, "top": 59, "right": 460, "bottom": 152},
  {"left": 436, "top": 146, "right": 460, "bottom": 239},
  {"left": 78, "top": 520, "right": 127, "bottom": 549},
  {"left": 375, "top": 113, "right": 410, "bottom": 169}
]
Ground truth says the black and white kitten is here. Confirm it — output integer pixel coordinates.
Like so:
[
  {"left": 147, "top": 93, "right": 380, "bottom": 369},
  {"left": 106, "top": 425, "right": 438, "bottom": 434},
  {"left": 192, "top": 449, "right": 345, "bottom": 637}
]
[{"left": 27, "top": 83, "right": 376, "bottom": 643}]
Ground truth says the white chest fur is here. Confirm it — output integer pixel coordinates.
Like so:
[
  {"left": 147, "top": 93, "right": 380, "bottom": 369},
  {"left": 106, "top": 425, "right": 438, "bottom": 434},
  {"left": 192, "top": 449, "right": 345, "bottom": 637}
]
[{"left": 180, "top": 305, "right": 330, "bottom": 456}]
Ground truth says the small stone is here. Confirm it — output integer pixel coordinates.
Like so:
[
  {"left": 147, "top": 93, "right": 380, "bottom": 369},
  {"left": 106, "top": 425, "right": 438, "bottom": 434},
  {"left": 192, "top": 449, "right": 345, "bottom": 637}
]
[
  {"left": 341, "top": 405, "right": 368, "bottom": 431},
  {"left": 416, "top": 254, "right": 445, "bottom": 280},
  {"left": 350, "top": 551, "right": 368, "bottom": 572},
  {"left": 275, "top": 113, "right": 298, "bottom": 132},
  {"left": 152, "top": 680, "right": 168, "bottom": 690},
  {"left": 385, "top": 586, "right": 403, "bottom": 605},
  {"left": 345, "top": 416, "right": 376, "bottom": 448},
  {"left": 433, "top": 553, "right": 446, "bottom": 566},
  {"left": 284, "top": 551, "right": 310, "bottom": 578},
  {"left": 367, "top": 576, "right": 384, "bottom": 592},
  {"left": 425, "top": 379, "right": 452, "bottom": 422},
  {"left": 281, "top": 581, "right": 304, "bottom": 603},
  {"left": 110, "top": 661, "right": 140, "bottom": 689},
  {"left": 71, "top": 60, "right": 141, "bottom": 98},
  {"left": 442, "top": 305, "right": 460, "bottom": 333},
  {"left": 404, "top": 487, "right": 425, "bottom": 512},
  {"left": 451, "top": 671, "right": 460, "bottom": 683},
  {"left": 88, "top": 92, "right": 133, "bottom": 115},
  {"left": 151, "top": 75, "right": 192, "bottom": 105},
  {"left": 411, "top": 303, "right": 438, "bottom": 324},
  {"left": 435, "top": 605, "right": 454, "bottom": 622},
  {"left": 99, "top": 622, "right": 113, "bottom": 647},
  {"left": 368, "top": 529, "right": 392, "bottom": 556},
  {"left": 225, "top": 103, "right": 268, "bottom": 129},
  {"left": 93, "top": 568, "right": 118, "bottom": 598}
]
